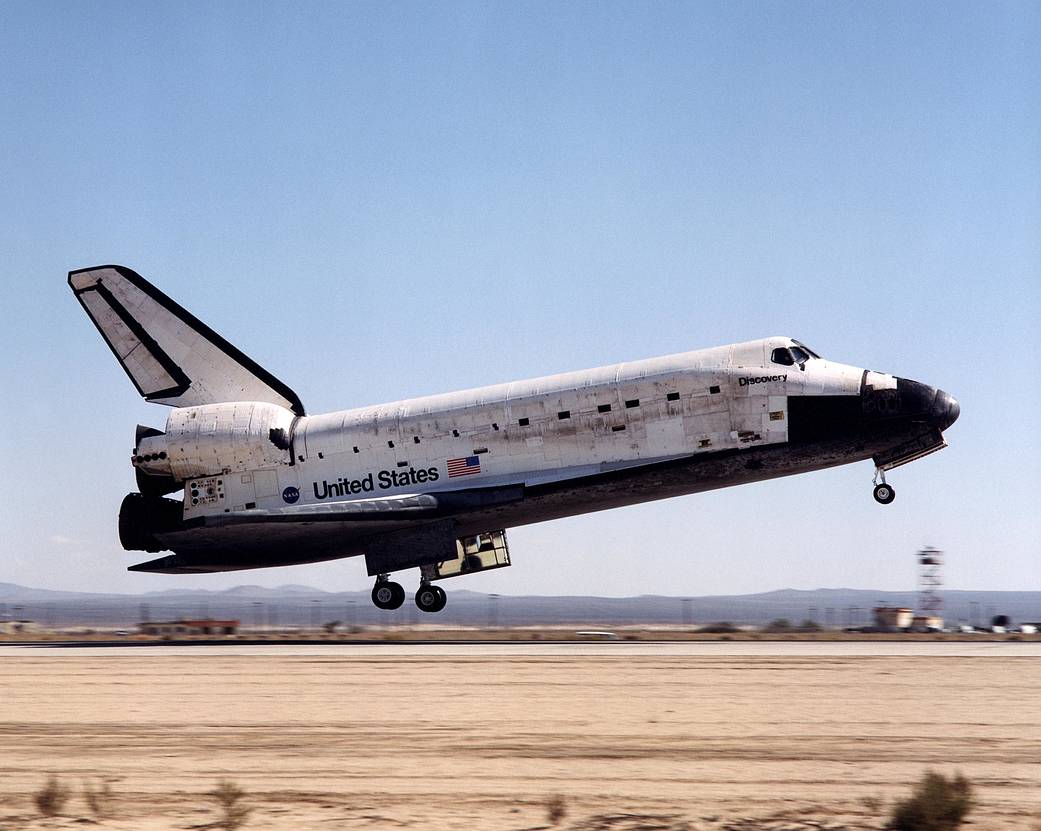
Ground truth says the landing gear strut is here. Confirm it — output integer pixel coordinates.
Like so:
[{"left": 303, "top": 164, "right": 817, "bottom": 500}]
[
  {"left": 872, "top": 469, "right": 896, "bottom": 505},
  {"left": 415, "top": 582, "right": 447, "bottom": 613},
  {"left": 371, "top": 575, "right": 405, "bottom": 610}
]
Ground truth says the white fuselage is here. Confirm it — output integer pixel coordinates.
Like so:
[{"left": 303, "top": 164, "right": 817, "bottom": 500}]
[
  {"left": 147, "top": 337, "right": 865, "bottom": 520},
  {"left": 71, "top": 264, "right": 959, "bottom": 586}
]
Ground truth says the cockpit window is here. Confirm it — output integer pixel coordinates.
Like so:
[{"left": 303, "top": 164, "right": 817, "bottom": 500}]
[
  {"left": 792, "top": 341, "right": 821, "bottom": 359},
  {"left": 771, "top": 347, "right": 795, "bottom": 366},
  {"left": 790, "top": 346, "right": 811, "bottom": 365}
]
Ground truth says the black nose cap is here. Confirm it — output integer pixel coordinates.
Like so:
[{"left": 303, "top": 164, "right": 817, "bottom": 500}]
[{"left": 932, "top": 389, "right": 960, "bottom": 431}]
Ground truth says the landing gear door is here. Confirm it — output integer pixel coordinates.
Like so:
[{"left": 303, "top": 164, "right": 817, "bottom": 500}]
[{"left": 432, "top": 530, "right": 511, "bottom": 580}]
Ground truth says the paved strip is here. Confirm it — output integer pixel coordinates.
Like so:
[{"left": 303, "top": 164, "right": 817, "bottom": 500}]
[{"left": 2, "top": 639, "right": 1039, "bottom": 657}]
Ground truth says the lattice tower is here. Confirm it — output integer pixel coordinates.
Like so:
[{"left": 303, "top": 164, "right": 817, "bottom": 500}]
[{"left": 917, "top": 546, "right": 943, "bottom": 615}]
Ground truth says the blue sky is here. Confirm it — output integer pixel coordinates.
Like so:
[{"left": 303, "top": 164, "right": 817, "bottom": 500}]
[{"left": 1, "top": 1, "right": 1038, "bottom": 596}]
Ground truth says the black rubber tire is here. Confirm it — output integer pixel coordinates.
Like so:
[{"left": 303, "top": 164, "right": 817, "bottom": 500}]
[
  {"left": 430, "top": 585, "right": 447, "bottom": 613},
  {"left": 372, "top": 580, "right": 405, "bottom": 610},
  {"left": 873, "top": 483, "right": 896, "bottom": 505},
  {"left": 415, "top": 584, "right": 443, "bottom": 613}
]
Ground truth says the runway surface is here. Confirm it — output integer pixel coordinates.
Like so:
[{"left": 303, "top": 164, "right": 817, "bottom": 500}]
[
  {"left": 1, "top": 640, "right": 1038, "bottom": 829},
  {"left": 4, "top": 639, "right": 1041, "bottom": 657}
]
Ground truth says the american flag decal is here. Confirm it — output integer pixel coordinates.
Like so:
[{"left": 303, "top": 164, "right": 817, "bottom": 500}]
[{"left": 446, "top": 455, "right": 481, "bottom": 478}]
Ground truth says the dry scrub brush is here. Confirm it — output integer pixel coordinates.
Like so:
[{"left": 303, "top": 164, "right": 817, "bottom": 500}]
[
  {"left": 83, "top": 779, "right": 115, "bottom": 819},
  {"left": 211, "top": 779, "right": 252, "bottom": 830},
  {"left": 546, "top": 793, "right": 567, "bottom": 825},
  {"left": 886, "top": 770, "right": 973, "bottom": 831},
  {"left": 34, "top": 775, "right": 71, "bottom": 817}
]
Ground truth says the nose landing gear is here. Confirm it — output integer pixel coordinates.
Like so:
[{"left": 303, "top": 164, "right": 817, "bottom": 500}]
[{"left": 872, "top": 469, "right": 896, "bottom": 504}]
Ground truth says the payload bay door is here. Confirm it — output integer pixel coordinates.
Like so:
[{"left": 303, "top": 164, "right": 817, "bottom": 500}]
[
  {"left": 645, "top": 416, "right": 685, "bottom": 456},
  {"left": 431, "top": 531, "right": 511, "bottom": 580}
]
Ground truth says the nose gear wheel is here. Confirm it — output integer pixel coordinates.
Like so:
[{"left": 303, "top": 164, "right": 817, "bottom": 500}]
[
  {"left": 872, "top": 469, "right": 896, "bottom": 504},
  {"left": 873, "top": 483, "right": 896, "bottom": 504}
]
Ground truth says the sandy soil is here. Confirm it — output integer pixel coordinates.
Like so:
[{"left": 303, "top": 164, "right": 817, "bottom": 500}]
[{"left": 0, "top": 645, "right": 1039, "bottom": 830}]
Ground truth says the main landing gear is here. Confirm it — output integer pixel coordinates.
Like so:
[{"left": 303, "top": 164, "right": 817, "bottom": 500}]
[
  {"left": 872, "top": 468, "right": 896, "bottom": 505},
  {"left": 415, "top": 582, "right": 447, "bottom": 613},
  {"left": 371, "top": 575, "right": 447, "bottom": 613},
  {"left": 371, "top": 576, "right": 406, "bottom": 610}
]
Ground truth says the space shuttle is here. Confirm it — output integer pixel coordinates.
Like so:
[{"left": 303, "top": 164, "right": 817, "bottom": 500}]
[{"left": 70, "top": 265, "right": 959, "bottom": 613}]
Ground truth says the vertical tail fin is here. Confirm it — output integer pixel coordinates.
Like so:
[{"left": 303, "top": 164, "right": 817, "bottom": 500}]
[{"left": 69, "top": 265, "right": 305, "bottom": 415}]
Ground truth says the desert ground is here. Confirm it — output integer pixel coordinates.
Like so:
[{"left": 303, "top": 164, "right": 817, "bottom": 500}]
[{"left": 0, "top": 642, "right": 1039, "bottom": 830}]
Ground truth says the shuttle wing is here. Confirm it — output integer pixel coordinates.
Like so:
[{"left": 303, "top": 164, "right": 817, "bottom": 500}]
[
  {"left": 183, "top": 484, "right": 525, "bottom": 530},
  {"left": 128, "top": 485, "right": 525, "bottom": 573},
  {"left": 69, "top": 265, "right": 305, "bottom": 415}
]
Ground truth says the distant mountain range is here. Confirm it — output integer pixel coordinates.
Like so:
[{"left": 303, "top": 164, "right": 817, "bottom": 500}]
[{"left": 1, "top": 582, "right": 1038, "bottom": 628}]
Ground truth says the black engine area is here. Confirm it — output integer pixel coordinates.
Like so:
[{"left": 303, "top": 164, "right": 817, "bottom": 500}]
[{"left": 118, "top": 493, "right": 183, "bottom": 552}]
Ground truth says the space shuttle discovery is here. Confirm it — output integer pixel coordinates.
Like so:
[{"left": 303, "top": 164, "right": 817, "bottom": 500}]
[{"left": 70, "top": 265, "right": 960, "bottom": 613}]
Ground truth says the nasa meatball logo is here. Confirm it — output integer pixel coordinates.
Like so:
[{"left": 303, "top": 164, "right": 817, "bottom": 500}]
[{"left": 282, "top": 486, "right": 300, "bottom": 504}]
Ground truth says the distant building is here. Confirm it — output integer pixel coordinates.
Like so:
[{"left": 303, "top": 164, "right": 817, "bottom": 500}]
[
  {"left": 139, "top": 619, "right": 239, "bottom": 637},
  {"left": 874, "top": 607, "right": 913, "bottom": 631},
  {"left": 910, "top": 615, "right": 944, "bottom": 632},
  {"left": 0, "top": 620, "right": 39, "bottom": 634}
]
